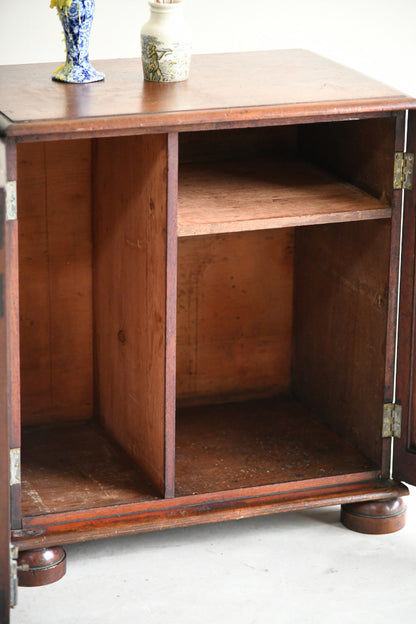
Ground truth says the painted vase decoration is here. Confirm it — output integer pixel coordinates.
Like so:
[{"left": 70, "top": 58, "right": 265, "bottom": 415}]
[
  {"left": 50, "top": 0, "right": 104, "bottom": 83},
  {"left": 141, "top": 1, "right": 191, "bottom": 83}
]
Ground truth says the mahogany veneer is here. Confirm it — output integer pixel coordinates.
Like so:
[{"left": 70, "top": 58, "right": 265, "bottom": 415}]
[{"left": 2, "top": 51, "right": 416, "bottom": 621}]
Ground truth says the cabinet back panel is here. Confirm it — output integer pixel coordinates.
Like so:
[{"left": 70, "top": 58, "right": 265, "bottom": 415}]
[
  {"left": 18, "top": 141, "right": 93, "bottom": 425},
  {"left": 292, "top": 220, "right": 390, "bottom": 464},
  {"left": 176, "top": 229, "right": 294, "bottom": 404},
  {"left": 179, "top": 127, "right": 298, "bottom": 164}
]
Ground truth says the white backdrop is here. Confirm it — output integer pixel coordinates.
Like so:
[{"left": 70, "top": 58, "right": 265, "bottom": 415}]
[{"left": 0, "top": 0, "right": 415, "bottom": 95}]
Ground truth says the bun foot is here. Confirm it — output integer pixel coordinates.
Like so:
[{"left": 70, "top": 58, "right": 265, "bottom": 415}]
[
  {"left": 341, "top": 497, "right": 406, "bottom": 534},
  {"left": 18, "top": 546, "right": 66, "bottom": 586}
]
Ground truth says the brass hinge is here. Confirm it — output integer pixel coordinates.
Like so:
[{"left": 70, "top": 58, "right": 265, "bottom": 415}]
[
  {"left": 393, "top": 152, "right": 414, "bottom": 190},
  {"left": 10, "top": 544, "right": 18, "bottom": 608},
  {"left": 10, "top": 544, "right": 29, "bottom": 609},
  {"left": 5, "top": 180, "right": 17, "bottom": 221},
  {"left": 382, "top": 402, "right": 402, "bottom": 438},
  {"left": 9, "top": 448, "right": 21, "bottom": 486}
]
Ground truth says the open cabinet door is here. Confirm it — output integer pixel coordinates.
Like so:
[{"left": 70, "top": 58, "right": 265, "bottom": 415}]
[
  {"left": 394, "top": 110, "right": 416, "bottom": 485},
  {"left": 0, "top": 309, "right": 11, "bottom": 614},
  {"left": 0, "top": 139, "right": 13, "bottom": 624}
]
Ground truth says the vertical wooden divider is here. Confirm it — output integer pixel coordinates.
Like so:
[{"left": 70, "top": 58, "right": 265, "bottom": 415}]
[
  {"left": 93, "top": 133, "right": 177, "bottom": 498},
  {"left": 165, "top": 133, "right": 178, "bottom": 498}
]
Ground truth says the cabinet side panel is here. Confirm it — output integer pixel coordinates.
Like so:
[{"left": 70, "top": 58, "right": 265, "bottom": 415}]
[
  {"left": 298, "top": 117, "right": 396, "bottom": 204},
  {"left": 93, "top": 134, "right": 169, "bottom": 496},
  {"left": 18, "top": 141, "right": 93, "bottom": 424},
  {"left": 177, "top": 229, "right": 294, "bottom": 405},
  {"left": 292, "top": 220, "right": 390, "bottom": 465}
]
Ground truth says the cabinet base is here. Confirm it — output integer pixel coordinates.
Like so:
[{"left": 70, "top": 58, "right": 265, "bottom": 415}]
[
  {"left": 18, "top": 547, "right": 67, "bottom": 587},
  {"left": 340, "top": 497, "right": 406, "bottom": 534}
]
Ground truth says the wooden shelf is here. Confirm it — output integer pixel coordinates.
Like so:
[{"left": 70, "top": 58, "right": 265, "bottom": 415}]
[
  {"left": 21, "top": 421, "right": 160, "bottom": 517},
  {"left": 175, "top": 397, "right": 378, "bottom": 496},
  {"left": 178, "top": 159, "right": 391, "bottom": 236}
]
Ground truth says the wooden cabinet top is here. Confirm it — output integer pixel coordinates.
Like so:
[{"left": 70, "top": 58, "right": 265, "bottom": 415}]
[{"left": 1, "top": 50, "right": 415, "bottom": 140}]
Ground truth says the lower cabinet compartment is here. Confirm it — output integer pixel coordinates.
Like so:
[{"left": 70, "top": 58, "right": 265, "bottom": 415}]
[
  {"left": 175, "top": 397, "right": 378, "bottom": 497},
  {"left": 175, "top": 218, "right": 391, "bottom": 494},
  {"left": 21, "top": 421, "right": 160, "bottom": 517},
  {"left": 18, "top": 135, "right": 173, "bottom": 519}
]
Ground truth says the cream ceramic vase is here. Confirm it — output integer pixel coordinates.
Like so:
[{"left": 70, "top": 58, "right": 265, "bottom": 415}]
[{"left": 141, "top": 1, "right": 191, "bottom": 82}]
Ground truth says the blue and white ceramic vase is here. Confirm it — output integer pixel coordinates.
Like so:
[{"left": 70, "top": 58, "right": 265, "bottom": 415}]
[
  {"left": 52, "top": 0, "right": 104, "bottom": 83},
  {"left": 141, "top": 1, "right": 191, "bottom": 83}
]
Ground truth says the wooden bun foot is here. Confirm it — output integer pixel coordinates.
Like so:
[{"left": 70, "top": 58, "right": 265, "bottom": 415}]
[
  {"left": 18, "top": 546, "right": 66, "bottom": 587},
  {"left": 341, "top": 497, "right": 406, "bottom": 534}
]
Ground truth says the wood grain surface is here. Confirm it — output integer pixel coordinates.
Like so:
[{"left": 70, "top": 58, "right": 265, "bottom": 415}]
[
  {"left": 18, "top": 141, "right": 93, "bottom": 425},
  {"left": 17, "top": 478, "right": 407, "bottom": 550},
  {"left": 179, "top": 127, "right": 298, "bottom": 165},
  {"left": 19, "top": 397, "right": 378, "bottom": 516},
  {"left": 175, "top": 397, "right": 377, "bottom": 496},
  {"left": 93, "top": 134, "right": 172, "bottom": 496},
  {"left": 298, "top": 117, "right": 396, "bottom": 205},
  {"left": 178, "top": 158, "right": 391, "bottom": 236},
  {"left": 1, "top": 51, "right": 414, "bottom": 140},
  {"left": 21, "top": 420, "right": 160, "bottom": 516},
  {"left": 292, "top": 219, "right": 391, "bottom": 465},
  {"left": 176, "top": 229, "right": 294, "bottom": 405}
]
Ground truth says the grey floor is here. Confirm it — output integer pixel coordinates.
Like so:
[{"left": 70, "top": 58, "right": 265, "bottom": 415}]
[{"left": 11, "top": 485, "right": 416, "bottom": 624}]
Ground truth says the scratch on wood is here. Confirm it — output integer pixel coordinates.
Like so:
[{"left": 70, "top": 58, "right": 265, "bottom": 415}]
[{"left": 125, "top": 238, "right": 144, "bottom": 249}]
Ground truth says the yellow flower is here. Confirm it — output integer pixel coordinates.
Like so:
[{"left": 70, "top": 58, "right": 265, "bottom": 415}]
[{"left": 50, "top": 0, "right": 73, "bottom": 11}]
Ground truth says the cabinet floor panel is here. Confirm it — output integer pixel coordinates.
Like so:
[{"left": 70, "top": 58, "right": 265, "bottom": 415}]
[
  {"left": 175, "top": 397, "right": 378, "bottom": 496},
  {"left": 21, "top": 421, "right": 160, "bottom": 516},
  {"left": 178, "top": 158, "right": 391, "bottom": 236}
]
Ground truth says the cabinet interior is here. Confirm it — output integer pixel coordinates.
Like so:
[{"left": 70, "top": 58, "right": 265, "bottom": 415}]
[{"left": 17, "top": 117, "right": 395, "bottom": 517}]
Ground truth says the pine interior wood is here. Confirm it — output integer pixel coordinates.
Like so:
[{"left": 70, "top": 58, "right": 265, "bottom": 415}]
[
  {"left": 175, "top": 397, "right": 378, "bottom": 497},
  {"left": 21, "top": 421, "right": 160, "bottom": 516},
  {"left": 19, "top": 397, "right": 378, "bottom": 518},
  {"left": 298, "top": 117, "right": 396, "bottom": 206},
  {"left": 93, "top": 134, "right": 171, "bottom": 497},
  {"left": 178, "top": 158, "right": 391, "bottom": 236},
  {"left": 176, "top": 229, "right": 294, "bottom": 405},
  {"left": 18, "top": 140, "right": 93, "bottom": 425},
  {"left": 292, "top": 219, "right": 391, "bottom": 465}
]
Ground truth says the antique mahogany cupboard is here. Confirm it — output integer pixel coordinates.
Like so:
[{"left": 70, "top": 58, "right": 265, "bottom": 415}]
[{"left": 1, "top": 50, "right": 416, "bottom": 620}]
